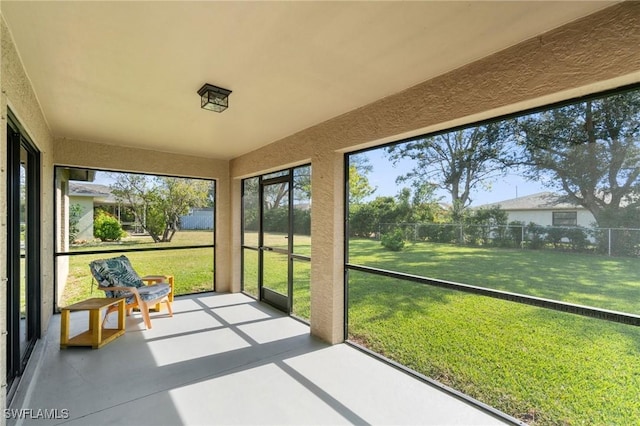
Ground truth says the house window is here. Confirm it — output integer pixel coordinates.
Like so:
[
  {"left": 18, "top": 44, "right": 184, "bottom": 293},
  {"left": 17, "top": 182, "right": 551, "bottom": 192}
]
[{"left": 552, "top": 211, "right": 577, "bottom": 226}]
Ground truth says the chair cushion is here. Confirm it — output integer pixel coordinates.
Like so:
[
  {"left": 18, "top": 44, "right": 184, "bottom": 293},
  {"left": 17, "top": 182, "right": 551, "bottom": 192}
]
[
  {"left": 118, "top": 283, "right": 171, "bottom": 304},
  {"left": 134, "top": 283, "right": 172, "bottom": 303}
]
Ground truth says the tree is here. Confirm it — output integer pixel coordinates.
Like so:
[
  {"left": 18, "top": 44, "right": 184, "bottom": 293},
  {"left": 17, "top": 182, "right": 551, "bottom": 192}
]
[
  {"left": 347, "top": 153, "right": 377, "bottom": 236},
  {"left": 110, "top": 174, "right": 212, "bottom": 242},
  {"left": 293, "top": 165, "right": 312, "bottom": 200},
  {"left": 110, "top": 173, "right": 156, "bottom": 237},
  {"left": 462, "top": 206, "right": 509, "bottom": 246},
  {"left": 242, "top": 177, "right": 260, "bottom": 231},
  {"left": 408, "top": 182, "right": 443, "bottom": 223},
  {"left": 348, "top": 185, "right": 443, "bottom": 238},
  {"left": 155, "top": 177, "right": 212, "bottom": 241},
  {"left": 515, "top": 90, "right": 640, "bottom": 228},
  {"left": 262, "top": 181, "right": 288, "bottom": 211},
  {"left": 385, "top": 123, "right": 508, "bottom": 221},
  {"left": 348, "top": 164, "right": 376, "bottom": 204},
  {"left": 348, "top": 153, "right": 376, "bottom": 204},
  {"left": 349, "top": 196, "right": 404, "bottom": 237}
]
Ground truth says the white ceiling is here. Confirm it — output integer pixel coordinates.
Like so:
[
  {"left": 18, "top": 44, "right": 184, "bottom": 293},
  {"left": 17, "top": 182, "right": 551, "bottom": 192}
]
[{"left": 2, "top": 1, "right": 614, "bottom": 160}]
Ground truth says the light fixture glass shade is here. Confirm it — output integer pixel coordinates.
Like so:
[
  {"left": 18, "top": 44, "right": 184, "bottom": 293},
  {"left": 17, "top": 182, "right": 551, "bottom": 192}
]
[{"left": 197, "top": 84, "right": 232, "bottom": 113}]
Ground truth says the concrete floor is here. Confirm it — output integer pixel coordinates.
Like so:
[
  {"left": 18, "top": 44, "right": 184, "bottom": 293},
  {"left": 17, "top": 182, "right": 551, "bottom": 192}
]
[{"left": 10, "top": 293, "right": 508, "bottom": 426}]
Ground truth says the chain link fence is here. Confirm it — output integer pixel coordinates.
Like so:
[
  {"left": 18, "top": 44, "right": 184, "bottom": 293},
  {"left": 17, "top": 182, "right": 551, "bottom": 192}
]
[{"left": 377, "top": 223, "right": 640, "bottom": 257}]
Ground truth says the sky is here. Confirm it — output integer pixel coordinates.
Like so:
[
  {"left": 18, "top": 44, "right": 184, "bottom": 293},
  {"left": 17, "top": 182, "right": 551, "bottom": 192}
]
[
  {"left": 363, "top": 148, "right": 548, "bottom": 207},
  {"left": 93, "top": 172, "right": 114, "bottom": 186}
]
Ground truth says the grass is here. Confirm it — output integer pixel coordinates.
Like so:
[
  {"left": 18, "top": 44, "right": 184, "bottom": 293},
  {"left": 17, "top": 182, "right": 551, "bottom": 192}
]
[
  {"left": 348, "top": 239, "right": 640, "bottom": 313},
  {"left": 347, "top": 239, "right": 640, "bottom": 425},
  {"left": 69, "top": 229, "right": 214, "bottom": 252},
  {"left": 241, "top": 232, "right": 311, "bottom": 320},
  {"left": 60, "top": 231, "right": 215, "bottom": 306}
]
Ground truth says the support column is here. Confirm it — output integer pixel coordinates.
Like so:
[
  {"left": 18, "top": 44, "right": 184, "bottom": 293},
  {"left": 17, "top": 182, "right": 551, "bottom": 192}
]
[
  {"left": 215, "top": 168, "right": 232, "bottom": 293},
  {"left": 310, "top": 150, "right": 344, "bottom": 344},
  {"left": 229, "top": 177, "right": 243, "bottom": 293}
]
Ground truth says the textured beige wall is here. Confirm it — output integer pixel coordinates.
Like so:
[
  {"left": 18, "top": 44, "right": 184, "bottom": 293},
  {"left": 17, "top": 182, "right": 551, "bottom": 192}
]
[
  {"left": 54, "top": 138, "right": 233, "bottom": 292},
  {"left": 229, "top": 178, "right": 242, "bottom": 293},
  {"left": 54, "top": 169, "right": 70, "bottom": 307},
  {"left": 2, "top": 19, "right": 56, "bottom": 327},
  {"left": 1, "top": 13, "right": 56, "bottom": 406},
  {"left": 54, "top": 138, "right": 227, "bottom": 179},
  {"left": 309, "top": 151, "right": 344, "bottom": 343},
  {"left": 231, "top": 2, "right": 640, "bottom": 344}
]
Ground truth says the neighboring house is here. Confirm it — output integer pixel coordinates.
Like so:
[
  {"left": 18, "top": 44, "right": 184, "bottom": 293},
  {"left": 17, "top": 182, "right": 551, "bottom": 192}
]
[
  {"left": 479, "top": 192, "right": 596, "bottom": 228},
  {"left": 69, "top": 182, "right": 129, "bottom": 241}
]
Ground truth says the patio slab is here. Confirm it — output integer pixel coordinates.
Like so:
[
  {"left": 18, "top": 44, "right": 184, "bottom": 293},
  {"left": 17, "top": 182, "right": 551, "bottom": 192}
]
[{"left": 9, "top": 293, "right": 507, "bottom": 426}]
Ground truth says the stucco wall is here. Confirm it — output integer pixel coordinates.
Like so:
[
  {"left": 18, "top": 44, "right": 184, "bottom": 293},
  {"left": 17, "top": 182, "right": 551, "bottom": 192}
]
[
  {"left": 230, "top": 2, "right": 640, "bottom": 344},
  {"left": 2, "top": 13, "right": 56, "bottom": 331},
  {"left": 1, "top": 12, "right": 56, "bottom": 409},
  {"left": 68, "top": 196, "right": 95, "bottom": 242}
]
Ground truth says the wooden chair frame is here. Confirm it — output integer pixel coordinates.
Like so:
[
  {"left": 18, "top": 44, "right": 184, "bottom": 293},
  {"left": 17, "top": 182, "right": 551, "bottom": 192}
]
[
  {"left": 97, "top": 283, "right": 173, "bottom": 330},
  {"left": 90, "top": 256, "right": 174, "bottom": 329}
]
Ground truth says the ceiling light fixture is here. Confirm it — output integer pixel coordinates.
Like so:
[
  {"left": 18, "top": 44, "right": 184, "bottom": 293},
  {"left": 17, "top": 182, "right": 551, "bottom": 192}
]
[{"left": 197, "top": 83, "right": 232, "bottom": 113}]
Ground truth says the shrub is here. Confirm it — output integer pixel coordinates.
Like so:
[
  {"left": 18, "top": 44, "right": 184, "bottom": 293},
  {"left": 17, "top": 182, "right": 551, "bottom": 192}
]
[
  {"left": 381, "top": 229, "right": 405, "bottom": 251},
  {"left": 94, "top": 210, "right": 125, "bottom": 241},
  {"left": 508, "top": 221, "right": 525, "bottom": 248},
  {"left": 606, "top": 229, "right": 640, "bottom": 257},
  {"left": 566, "top": 227, "right": 588, "bottom": 251},
  {"left": 263, "top": 206, "right": 289, "bottom": 234},
  {"left": 421, "top": 223, "right": 457, "bottom": 244},
  {"left": 293, "top": 209, "right": 311, "bottom": 236},
  {"left": 349, "top": 203, "right": 377, "bottom": 237},
  {"left": 546, "top": 227, "right": 565, "bottom": 248},
  {"left": 527, "top": 222, "right": 547, "bottom": 249}
]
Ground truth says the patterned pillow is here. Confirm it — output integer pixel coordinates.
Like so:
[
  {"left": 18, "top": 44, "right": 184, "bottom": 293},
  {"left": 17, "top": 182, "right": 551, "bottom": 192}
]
[
  {"left": 89, "top": 259, "right": 111, "bottom": 288},
  {"left": 90, "top": 255, "right": 144, "bottom": 290},
  {"left": 89, "top": 258, "right": 124, "bottom": 298}
]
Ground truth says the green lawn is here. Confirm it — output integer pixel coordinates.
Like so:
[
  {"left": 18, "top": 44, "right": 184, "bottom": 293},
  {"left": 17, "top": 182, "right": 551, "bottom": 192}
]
[
  {"left": 68, "top": 229, "right": 214, "bottom": 252},
  {"left": 348, "top": 239, "right": 640, "bottom": 425},
  {"left": 59, "top": 231, "right": 215, "bottom": 306},
  {"left": 349, "top": 239, "right": 640, "bottom": 314},
  {"left": 242, "top": 232, "right": 311, "bottom": 320}
]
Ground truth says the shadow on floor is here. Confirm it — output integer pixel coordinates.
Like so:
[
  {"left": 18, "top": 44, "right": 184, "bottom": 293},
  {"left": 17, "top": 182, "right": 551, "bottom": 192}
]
[{"left": 9, "top": 292, "right": 506, "bottom": 426}]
